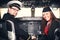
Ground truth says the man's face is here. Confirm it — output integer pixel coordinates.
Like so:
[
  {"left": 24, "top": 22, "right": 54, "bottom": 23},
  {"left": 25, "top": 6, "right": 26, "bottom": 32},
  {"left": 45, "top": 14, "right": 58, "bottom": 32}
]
[{"left": 8, "top": 6, "right": 19, "bottom": 16}]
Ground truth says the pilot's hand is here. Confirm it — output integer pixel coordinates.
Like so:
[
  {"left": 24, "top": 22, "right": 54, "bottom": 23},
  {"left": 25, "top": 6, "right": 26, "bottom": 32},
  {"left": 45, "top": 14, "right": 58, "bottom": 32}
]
[{"left": 31, "top": 35, "right": 36, "bottom": 40}]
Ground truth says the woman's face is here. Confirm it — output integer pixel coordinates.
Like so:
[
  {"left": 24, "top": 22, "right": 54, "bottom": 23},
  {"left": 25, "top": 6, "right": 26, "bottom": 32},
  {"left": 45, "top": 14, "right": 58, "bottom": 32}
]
[{"left": 42, "top": 11, "right": 52, "bottom": 21}]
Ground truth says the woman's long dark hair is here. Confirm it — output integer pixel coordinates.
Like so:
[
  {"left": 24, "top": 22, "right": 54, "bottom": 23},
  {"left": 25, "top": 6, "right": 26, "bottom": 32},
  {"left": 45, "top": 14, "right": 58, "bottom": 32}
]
[{"left": 41, "top": 11, "right": 57, "bottom": 32}]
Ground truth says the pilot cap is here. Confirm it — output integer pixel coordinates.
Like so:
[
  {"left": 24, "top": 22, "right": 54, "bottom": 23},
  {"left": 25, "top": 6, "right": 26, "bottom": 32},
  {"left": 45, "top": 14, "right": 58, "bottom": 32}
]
[
  {"left": 7, "top": 1, "right": 22, "bottom": 10},
  {"left": 43, "top": 7, "right": 52, "bottom": 12}
]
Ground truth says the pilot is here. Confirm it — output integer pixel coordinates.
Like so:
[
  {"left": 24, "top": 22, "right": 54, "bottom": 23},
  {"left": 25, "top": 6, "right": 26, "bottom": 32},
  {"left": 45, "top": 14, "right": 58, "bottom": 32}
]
[{"left": 2, "top": 1, "right": 29, "bottom": 40}]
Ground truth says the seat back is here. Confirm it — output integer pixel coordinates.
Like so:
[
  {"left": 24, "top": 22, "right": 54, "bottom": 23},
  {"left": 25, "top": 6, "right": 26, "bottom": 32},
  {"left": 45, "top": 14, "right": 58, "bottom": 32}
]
[
  {"left": 7, "top": 20, "right": 16, "bottom": 40},
  {"left": 0, "top": 19, "right": 8, "bottom": 40}
]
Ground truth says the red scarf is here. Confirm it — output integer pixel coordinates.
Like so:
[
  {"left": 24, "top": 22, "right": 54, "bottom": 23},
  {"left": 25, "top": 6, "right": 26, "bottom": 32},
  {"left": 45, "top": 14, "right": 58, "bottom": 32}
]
[
  {"left": 44, "top": 21, "right": 51, "bottom": 35},
  {"left": 44, "top": 25, "right": 49, "bottom": 35}
]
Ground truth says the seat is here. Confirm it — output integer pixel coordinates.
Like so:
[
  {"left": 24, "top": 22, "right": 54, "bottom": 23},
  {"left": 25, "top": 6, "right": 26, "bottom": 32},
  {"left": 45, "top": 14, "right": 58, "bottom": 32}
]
[
  {"left": 0, "top": 19, "right": 9, "bottom": 40},
  {"left": 54, "top": 28, "right": 60, "bottom": 40},
  {"left": 0, "top": 19, "right": 16, "bottom": 40},
  {"left": 7, "top": 20, "right": 16, "bottom": 40}
]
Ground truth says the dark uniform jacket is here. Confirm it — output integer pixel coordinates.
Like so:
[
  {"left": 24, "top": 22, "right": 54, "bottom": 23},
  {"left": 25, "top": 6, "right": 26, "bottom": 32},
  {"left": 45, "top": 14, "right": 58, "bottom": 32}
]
[
  {"left": 2, "top": 13, "right": 29, "bottom": 40},
  {"left": 40, "top": 20, "right": 60, "bottom": 40}
]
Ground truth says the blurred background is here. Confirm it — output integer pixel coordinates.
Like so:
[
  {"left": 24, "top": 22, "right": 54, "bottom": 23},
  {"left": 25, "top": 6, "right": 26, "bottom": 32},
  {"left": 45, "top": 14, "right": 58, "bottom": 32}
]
[
  {"left": 0, "top": 0, "right": 60, "bottom": 40},
  {"left": 0, "top": 0, "right": 60, "bottom": 18}
]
